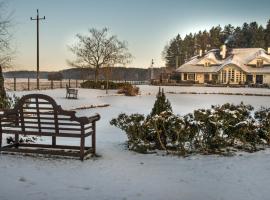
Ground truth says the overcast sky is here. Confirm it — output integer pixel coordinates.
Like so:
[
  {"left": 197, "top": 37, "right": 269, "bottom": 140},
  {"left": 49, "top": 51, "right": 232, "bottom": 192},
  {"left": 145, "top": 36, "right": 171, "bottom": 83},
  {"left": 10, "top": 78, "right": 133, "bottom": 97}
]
[{"left": 6, "top": 0, "right": 270, "bottom": 71}]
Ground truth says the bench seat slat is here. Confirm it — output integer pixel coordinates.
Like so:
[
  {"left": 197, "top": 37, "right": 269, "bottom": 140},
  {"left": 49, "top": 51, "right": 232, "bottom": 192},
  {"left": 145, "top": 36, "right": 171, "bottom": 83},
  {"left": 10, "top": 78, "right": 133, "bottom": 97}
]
[
  {"left": 19, "top": 143, "right": 92, "bottom": 150},
  {"left": 0, "top": 148, "right": 81, "bottom": 157},
  {"left": 22, "top": 116, "right": 71, "bottom": 121},
  {"left": 23, "top": 107, "right": 54, "bottom": 110},
  {"left": 2, "top": 130, "right": 82, "bottom": 138},
  {"left": 1, "top": 124, "right": 82, "bottom": 129},
  {"left": 20, "top": 121, "right": 81, "bottom": 126}
]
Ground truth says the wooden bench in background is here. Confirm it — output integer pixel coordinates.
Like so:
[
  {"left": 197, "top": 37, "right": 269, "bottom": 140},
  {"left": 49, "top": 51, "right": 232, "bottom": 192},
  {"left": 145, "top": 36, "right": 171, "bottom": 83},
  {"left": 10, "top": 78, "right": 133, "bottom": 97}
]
[
  {"left": 66, "top": 85, "right": 78, "bottom": 99},
  {"left": 0, "top": 94, "right": 100, "bottom": 160}
]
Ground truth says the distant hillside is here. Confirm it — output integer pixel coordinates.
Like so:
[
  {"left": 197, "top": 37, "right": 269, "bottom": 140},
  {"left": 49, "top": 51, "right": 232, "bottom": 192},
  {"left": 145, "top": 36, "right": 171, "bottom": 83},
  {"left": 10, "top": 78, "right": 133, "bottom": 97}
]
[
  {"left": 4, "top": 67, "right": 164, "bottom": 81},
  {"left": 4, "top": 70, "right": 50, "bottom": 79}
]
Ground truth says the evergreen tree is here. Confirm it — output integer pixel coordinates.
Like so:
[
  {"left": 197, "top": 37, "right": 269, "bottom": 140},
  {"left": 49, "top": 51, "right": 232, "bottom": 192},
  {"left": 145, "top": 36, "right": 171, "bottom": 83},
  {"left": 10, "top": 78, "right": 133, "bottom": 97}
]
[
  {"left": 253, "top": 25, "right": 265, "bottom": 48},
  {"left": 163, "top": 34, "right": 183, "bottom": 68},
  {"left": 222, "top": 24, "right": 235, "bottom": 47},
  {"left": 249, "top": 22, "right": 262, "bottom": 47},
  {"left": 233, "top": 26, "right": 244, "bottom": 48},
  {"left": 150, "top": 87, "right": 172, "bottom": 117},
  {"left": 209, "top": 26, "right": 222, "bottom": 48},
  {"left": 265, "top": 20, "right": 270, "bottom": 49},
  {"left": 182, "top": 33, "right": 195, "bottom": 60}
]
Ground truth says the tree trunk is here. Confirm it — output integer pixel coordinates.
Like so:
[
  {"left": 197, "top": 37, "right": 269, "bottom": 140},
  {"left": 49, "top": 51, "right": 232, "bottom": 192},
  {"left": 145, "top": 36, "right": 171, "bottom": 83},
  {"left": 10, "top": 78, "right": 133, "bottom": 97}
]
[
  {"left": 0, "top": 66, "right": 6, "bottom": 98},
  {"left": 94, "top": 66, "right": 99, "bottom": 83},
  {"left": 0, "top": 65, "right": 7, "bottom": 109}
]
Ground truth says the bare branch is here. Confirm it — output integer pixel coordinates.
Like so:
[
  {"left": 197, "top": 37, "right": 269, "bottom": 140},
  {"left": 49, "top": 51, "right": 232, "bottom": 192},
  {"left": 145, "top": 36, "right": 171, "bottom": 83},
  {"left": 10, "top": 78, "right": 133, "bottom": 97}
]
[
  {"left": 0, "top": 1, "right": 13, "bottom": 69},
  {"left": 67, "top": 27, "right": 132, "bottom": 81}
]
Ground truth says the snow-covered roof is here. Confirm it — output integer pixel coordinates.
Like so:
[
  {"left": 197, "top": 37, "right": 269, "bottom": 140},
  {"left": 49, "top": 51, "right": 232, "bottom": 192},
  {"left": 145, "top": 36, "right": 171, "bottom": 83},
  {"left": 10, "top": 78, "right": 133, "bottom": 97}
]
[{"left": 176, "top": 48, "right": 270, "bottom": 74}]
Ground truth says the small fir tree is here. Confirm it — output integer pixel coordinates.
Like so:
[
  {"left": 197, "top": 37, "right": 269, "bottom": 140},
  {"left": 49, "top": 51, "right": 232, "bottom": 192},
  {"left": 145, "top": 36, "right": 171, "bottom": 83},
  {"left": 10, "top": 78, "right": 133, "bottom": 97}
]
[{"left": 150, "top": 87, "right": 172, "bottom": 117}]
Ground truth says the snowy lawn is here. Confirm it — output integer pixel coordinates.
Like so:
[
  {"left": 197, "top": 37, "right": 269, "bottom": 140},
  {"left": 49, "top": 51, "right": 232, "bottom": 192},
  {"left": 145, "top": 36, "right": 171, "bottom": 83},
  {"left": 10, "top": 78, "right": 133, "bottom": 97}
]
[{"left": 1, "top": 86, "right": 270, "bottom": 200}]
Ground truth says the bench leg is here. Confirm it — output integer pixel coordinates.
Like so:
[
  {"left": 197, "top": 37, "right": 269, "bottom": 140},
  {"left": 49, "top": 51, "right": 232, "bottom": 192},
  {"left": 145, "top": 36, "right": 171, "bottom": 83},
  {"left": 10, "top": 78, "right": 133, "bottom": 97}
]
[
  {"left": 80, "top": 127, "right": 85, "bottom": 161},
  {"left": 0, "top": 120, "right": 2, "bottom": 148},
  {"left": 52, "top": 136, "right": 56, "bottom": 146},
  {"left": 15, "top": 133, "right": 19, "bottom": 148},
  {"left": 92, "top": 122, "right": 96, "bottom": 155},
  {"left": 0, "top": 129, "right": 2, "bottom": 148}
]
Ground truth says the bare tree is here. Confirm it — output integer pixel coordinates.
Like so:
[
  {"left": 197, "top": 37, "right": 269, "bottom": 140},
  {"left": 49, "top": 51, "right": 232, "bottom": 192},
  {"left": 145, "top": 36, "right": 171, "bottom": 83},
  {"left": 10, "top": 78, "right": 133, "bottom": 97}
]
[
  {"left": 68, "top": 27, "right": 132, "bottom": 82},
  {"left": 0, "top": 1, "right": 13, "bottom": 68},
  {"left": 0, "top": 1, "right": 13, "bottom": 109}
]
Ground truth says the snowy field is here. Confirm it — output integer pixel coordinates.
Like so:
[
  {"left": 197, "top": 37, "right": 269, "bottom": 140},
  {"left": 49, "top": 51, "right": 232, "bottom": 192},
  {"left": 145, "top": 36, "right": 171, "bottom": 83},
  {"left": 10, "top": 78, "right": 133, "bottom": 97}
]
[{"left": 1, "top": 85, "right": 270, "bottom": 200}]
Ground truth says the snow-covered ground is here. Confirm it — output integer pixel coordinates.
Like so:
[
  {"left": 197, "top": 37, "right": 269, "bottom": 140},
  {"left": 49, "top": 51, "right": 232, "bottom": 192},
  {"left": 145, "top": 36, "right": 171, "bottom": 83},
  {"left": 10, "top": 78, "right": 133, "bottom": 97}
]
[
  {"left": 1, "top": 86, "right": 270, "bottom": 200},
  {"left": 140, "top": 85, "right": 270, "bottom": 95}
]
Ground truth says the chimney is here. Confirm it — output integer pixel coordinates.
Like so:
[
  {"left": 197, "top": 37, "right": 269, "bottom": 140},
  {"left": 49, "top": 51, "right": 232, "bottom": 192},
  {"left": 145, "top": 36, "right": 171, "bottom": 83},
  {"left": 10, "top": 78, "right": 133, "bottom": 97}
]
[
  {"left": 268, "top": 47, "right": 270, "bottom": 55},
  {"left": 199, "top": 49, "right": 203, "bottom": 57},
  {"left": 220, "top": 45, "right": 226, "bottom": 59}
]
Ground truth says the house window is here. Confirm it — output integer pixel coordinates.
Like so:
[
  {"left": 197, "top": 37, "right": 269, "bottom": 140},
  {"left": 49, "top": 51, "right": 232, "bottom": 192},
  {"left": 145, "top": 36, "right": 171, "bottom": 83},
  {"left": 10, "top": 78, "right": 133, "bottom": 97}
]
[
  {"left": 222, "top": 70, "right": 226, "bottom": 83},
  {"left": 204, "top": 74, "right": 210, "bottom": 82},
  {"left": 204, "top": 62, "right": 210, "bottom": 67},
  {"left": 212, "top": 74, "right": 218, "bottom": 82},
  {"left": 228, "top": 69, "right": 232, "bottom": 81},
  {"left": 184, "top": 73, "right": 187, "bottom": 80},
  {"left": 246, "top": 75, "right": 253, "bottom": 83},
  {"left": 257, "top": 59, "right": 263, "bottom": 67},
  {"left": 236, "top": 71, "right": 240, "bottom": 83},
  {"left": 187, "top": 73, "right": 195, "bottom": 80},
  {"left": 231, "top": 69, "right": 235, "bottom": 82},
  {"left": 256, "top": 75, "right": 263, "bottom": 84}
]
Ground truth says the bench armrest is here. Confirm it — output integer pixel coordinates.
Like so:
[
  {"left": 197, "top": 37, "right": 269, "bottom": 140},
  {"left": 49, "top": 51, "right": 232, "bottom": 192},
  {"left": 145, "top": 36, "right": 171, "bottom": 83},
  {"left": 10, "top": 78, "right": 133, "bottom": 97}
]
[{"left": 78, "top": 113, "right": 100, "bottom": 125}]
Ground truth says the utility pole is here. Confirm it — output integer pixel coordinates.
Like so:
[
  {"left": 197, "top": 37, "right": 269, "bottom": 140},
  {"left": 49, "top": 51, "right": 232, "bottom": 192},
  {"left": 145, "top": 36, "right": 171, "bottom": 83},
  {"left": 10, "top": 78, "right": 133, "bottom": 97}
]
[{"left": 31, "top": 9, "right": 45, "bottom": 90}]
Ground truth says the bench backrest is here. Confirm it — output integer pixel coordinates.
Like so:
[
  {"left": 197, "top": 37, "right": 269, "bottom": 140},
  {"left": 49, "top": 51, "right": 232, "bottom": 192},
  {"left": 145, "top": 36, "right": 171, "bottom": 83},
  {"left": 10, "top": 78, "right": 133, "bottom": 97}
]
[{"left": 2, "top": 94, "right": 88, "bottom": 137}]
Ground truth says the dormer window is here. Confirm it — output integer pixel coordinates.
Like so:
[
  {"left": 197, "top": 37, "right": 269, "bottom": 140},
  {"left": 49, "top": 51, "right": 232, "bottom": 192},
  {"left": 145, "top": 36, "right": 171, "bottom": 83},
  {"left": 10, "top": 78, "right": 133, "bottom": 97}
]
[
  {"left": 257, "top": 59, "right": 263, "bottom": 67},
  {"left": 205, "top": 62, "right": 210, "bottom": 67}
]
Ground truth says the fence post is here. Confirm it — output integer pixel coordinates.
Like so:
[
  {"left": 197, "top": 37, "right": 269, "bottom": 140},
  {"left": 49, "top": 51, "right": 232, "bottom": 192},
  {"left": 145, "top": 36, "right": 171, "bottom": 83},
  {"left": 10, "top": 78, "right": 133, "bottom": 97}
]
[
  {"left": 68, "top": 79, "right": 71, "bottom": 87},
  {"left": 75, "top": 79, "right": 78, "bottom": 88},
  {"left": 51, "top": 80, "right": 53, "bottom": 89},
  {"left": 13, "top": 77, "right": 16, "bottom": 91},
  {"left": 60, "top": 79, "right": 62, "bottom": 88},
  {"left": 28, "top": 77, "right": 30, "bottom": 91}
]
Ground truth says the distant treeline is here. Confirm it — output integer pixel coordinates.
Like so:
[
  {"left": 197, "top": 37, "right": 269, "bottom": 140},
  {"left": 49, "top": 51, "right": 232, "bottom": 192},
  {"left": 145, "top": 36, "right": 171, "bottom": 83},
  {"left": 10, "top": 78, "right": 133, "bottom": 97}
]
[
  {"left": 4, "top": 67, "right": 163, "bottom": 81},
  {"left": 163, "top": 19, "right": 270, "bottom": 68}
]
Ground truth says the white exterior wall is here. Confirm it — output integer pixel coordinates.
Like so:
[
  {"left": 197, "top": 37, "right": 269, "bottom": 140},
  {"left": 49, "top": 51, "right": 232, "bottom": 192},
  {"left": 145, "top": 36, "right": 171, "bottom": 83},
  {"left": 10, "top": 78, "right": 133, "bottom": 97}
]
[
  {"left": 181, "top": 73, "right": 185, "bottom": 81},
  {"left": 263, "top": 74, "right": 270, "bottom": 84},
  {"left": 196, "top": 73, "right": 204, "bottom": 83}
]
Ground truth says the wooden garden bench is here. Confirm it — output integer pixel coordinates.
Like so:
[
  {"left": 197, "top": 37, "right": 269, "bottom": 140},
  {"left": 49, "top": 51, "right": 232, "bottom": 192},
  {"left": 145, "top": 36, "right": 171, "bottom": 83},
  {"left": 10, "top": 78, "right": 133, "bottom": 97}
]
[
  {"left": 0, "top": 94, "right": 100, "bottom": 160},
  {"left": 66, "top": 85, "right": 78, "bottom": 99}
]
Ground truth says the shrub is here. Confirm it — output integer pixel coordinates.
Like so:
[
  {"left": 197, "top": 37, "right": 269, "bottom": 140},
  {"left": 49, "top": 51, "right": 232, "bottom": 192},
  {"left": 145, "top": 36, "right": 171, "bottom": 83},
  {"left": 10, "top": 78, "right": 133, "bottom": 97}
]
[
  {"left": 255, "top": 107, "right": 270, "bottom": 144},
  {"left": 80, "top": 80, "right": 132, "bottom": 90},
  {"left": 0, "top": 94, "right": 19, "bottom": 110},
  {"left": 110, "top": 89, "right": 270, "bottom": 156},
  {"left": 117, "top": 85, "right": 139, "bottom": 96}
]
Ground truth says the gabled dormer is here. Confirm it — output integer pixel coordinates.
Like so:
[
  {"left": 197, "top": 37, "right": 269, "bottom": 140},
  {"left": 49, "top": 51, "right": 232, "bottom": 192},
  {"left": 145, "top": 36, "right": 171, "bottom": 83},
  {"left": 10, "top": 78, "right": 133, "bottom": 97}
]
[
  {"left": 197, "top": 58, "right": 217, "bottom": 67},
  {"left": 247, "top": 57, "right": 270, "bottom": 67}
]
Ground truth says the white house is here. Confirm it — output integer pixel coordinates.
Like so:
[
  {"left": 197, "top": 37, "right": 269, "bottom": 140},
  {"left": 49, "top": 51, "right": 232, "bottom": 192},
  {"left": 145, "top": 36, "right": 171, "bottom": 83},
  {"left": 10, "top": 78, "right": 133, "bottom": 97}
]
[{"left": 176, "top": 46, "right": 270, "bottom": 85}]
